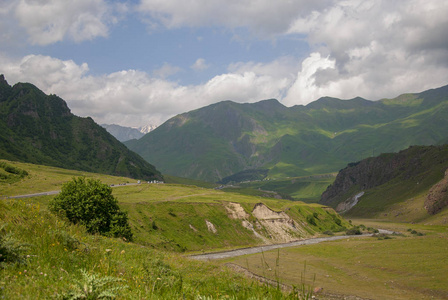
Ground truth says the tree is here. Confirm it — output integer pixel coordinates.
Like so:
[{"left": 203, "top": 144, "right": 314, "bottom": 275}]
[{"left": 49, "top": 177, "right": 133, "bottom": 241}]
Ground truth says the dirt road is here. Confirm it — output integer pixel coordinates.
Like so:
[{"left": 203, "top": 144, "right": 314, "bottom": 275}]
[{"left": 189, "top": 229, "right": 394, "bottom": 261}]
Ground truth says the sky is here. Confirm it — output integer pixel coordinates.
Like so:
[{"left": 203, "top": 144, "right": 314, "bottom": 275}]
[{"left": 1, "top": 0, "right": 448, "bottom": 127}]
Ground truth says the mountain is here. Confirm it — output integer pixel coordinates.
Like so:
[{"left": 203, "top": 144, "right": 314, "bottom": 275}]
[
  {"left": 125, "top": 85, "right": 448, "bottom": 182},
  {"left": 320, "top": 144, "right": 448, "bottom": 219},
  {"left": 0, "top": 75, "right": 162, "bottom": 180},
  {"left": 101, "top": 124, "right": 158, "bottom": 142},
  {"left": 101, "top": 124, "right": 145, "bottom": 142},
  {"left": 138, "top": 124, "right": 157, "bottom": 134}
]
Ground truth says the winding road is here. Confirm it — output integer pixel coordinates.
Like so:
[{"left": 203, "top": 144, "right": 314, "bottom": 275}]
[{"left": 190, "top": 229, "right": 394, "bottom": 261}]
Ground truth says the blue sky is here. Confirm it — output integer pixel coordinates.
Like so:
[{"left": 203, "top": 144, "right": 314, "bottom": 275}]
[{"left": 1, "top": 0, "right": 448, "bottom": 127}]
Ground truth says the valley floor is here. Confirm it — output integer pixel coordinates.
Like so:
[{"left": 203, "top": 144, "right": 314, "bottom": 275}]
[{"left": 219, "top": 220, "right": 448, "bottom": 300}]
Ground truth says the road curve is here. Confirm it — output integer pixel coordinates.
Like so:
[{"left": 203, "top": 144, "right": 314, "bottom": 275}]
[
  {"left": 189, "top": 230, "right": 395, "bottom": 261},
  {"left": 189, "top": 234, "right": 368, "bottom": 261}
]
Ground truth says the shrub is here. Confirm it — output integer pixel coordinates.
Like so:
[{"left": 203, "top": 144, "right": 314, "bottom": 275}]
[
  {"left": 62, "top": 269, "right": 127, "bottom": 300},
  {"left": 49, "top": 177, "right": 133, "bottom": 241},
  {"left": 0, "top": 223, "right": 30, "bottom": 267},
  {"left": 346, "top": 227, "right": 362, "bottom": 235},
  {"left": 306, "top": 215, "right": 316, "bottom": 226}
]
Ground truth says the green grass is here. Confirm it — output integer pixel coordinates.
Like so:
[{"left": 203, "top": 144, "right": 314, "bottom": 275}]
[
  {"left": 0, "top": 160, "right": 333, "bottom": 299},
  {"left": 0, "top": 197, "right": 311, "bottom": 299},
  {"left": 226, "top": 174, "right": 336, "bottom": 203},
  {"left": 1, "top": 160, "right": 349, "bottom": 254},
  {"left": 225, "top": 225, "right": 448, "bottom": 299},
  {"left": 0, "top": 159, "right": 135, "bottom": 198}
]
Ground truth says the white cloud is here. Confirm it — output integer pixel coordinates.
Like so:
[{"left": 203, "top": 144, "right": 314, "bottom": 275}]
[
  {"left": 0, "top": 54, "right": 295, "bottom": 127},
  {"left": 152, "top": 63, "right": 182, "bottom": 79},
  {"left": 190, "top": 58, "right": 209, "bottom": 71},
  {"left": 13, "top": 0, "right": 118, "bottom": 45},
  {"left": 1, "top": 1, "right": 448, "bottom": 128},
  {"left": 136, "top": 0, "right": 448, "bottom": 107},
  {"left": 283, "top": 53, "right": 336, "bottom": 106},
  {"left": 138, "top": 0, "right": 331, "bottom": 36},
  {"left": 283, "top": 0, "right": 448, "bottom": 103}
]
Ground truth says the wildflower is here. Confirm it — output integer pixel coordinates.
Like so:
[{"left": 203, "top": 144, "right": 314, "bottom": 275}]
[{"left": 120, "top": 250, "right": 125, "bottom": 255}]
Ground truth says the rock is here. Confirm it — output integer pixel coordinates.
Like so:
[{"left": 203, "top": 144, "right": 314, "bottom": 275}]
[{"left": 425, "top": 169, "right": 448, "bottom": 214}]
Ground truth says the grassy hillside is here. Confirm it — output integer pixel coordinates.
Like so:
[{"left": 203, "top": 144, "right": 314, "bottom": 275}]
[
  {"left": 0, "top": 75, "right": 161, "bottom": 181},
  {"left": 1, "top": 160, "right": 349, "bottom": 253},
  {"left": 1, "top": 195, "right": 310, "bottom": 299},
  {"left": 223, "top": 174, "right": 336, "bottom": 203},
  {"left": 0, "top": 160, "right": 351, "bottom": 299},
  {"left": 126, "top": 85, "right": 448, "bottom": 183},
  {"left": 320, "top": 144, "right": 448, "bottom": 222},
  {"left": 0, "top": 160, "right": 136, "bottom": 197}
]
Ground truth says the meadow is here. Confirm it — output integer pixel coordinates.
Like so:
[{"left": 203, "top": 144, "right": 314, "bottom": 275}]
[
  {"left": 2, "top": 159, "right": 447, "bottom": 299},
  {"left": 224, "top": 221, "right": 448, "bottom": 299},
  {"left": 0, "top": 160, "right": 345, "bottom": 299}
]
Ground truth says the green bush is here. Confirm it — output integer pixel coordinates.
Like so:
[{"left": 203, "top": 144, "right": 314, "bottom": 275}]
[
  {"left": 49, "top": 177, "right": 133, "bottom": 241},
  {"left": 306, "top": 215, "right": 316, "bottom": 226},
  {"left": 0, "top": 223, "right": 30, "bottom": 267},
  {"left": 346, "top": 227, "right": 362, "bottom": 235}
]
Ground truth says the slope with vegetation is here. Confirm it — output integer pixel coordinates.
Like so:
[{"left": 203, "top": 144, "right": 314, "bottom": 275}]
[
  {"left": 0, "top": 160, "right": 350, "bottom": 298},
  {"left": 1, "top": 160, "right": 349, "bottom": 253},
  {"left": 1, "top": 194, "right": 309, "bottom": 299},
  {"left": 126, "top": 85, "right": 448, "bottom": 184},
  {"left": 320, "top": 144, "right": 448, "bottom": 221},
  {"left": 0, "top": 75, "right": 162, "bottom": 181}
]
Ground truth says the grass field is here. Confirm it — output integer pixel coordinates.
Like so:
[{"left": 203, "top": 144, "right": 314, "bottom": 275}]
[
  {"left": 0, "top": 159, "right": 135, "bottom": 197},
  {"left": 1, "top": 196, "right": 309, "bottom": 299},
  {"left": 2, "top": 159, "right": 447, "bottom": 299},
  {"left": 224, "top": 221, "right": 448, "bottom": 299},
  {"left": 222, "top": 174, "right": 336, "bottom": 203}
]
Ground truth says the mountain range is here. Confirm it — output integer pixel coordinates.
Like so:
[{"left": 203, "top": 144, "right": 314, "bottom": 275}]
[
  {"left": 126, "top": 84, "right": 448, "bottom": 182},
  {"left": 0, "top": 75, "right": 162, "bottom": 180},
  {"left": 101, "top": 123, "right": 158, "bottom": 142}
]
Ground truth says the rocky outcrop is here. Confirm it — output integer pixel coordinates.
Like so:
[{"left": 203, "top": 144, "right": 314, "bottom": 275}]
[
  {"left": 225, "top": 202, "right": 307, "bottom": 243},
  {"left": 336, "top": 192, "right": 364, "bottom": 213},
  {"left": 425, "top": 169, "right": 448, "bottom": 214}
]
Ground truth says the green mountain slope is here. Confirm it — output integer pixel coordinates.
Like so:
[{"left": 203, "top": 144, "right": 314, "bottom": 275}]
[
  {"left": 319, "top": 144, "right": 448, "bottom": 220},
  {"left": 0, "top": 75, "right": 162, "bottom": 180},
  {"left": 126, "top": 84, "right": 448, "bottom": 182}
]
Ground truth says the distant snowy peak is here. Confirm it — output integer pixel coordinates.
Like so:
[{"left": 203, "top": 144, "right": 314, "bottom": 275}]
[
  {"left": 101, "top": 123, "right": 158, "bottom": 142},
  {"left": 137, "top": 124, "right": 158, "bottom": 134}
]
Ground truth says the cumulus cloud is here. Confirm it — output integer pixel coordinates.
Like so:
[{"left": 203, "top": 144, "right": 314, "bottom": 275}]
[
  {"left": 190, "top": 58, "right": 210, "bottom": 71},
  {"left": 138, "top": 0, "right": 448, "bottom": 105},
  {"left": 0, "top": 54, "right": 294, "bottom": 127},
  {"left": 138, "top": 0, "right": 331, "bottom": 36},
  {"left": 1, "top": 0, "right": 448, "bottom": 128},
  {"left": 152, "top": 63, "right": 182, "bottom": 79},
  {"left": 12, "top": 0, "right": 121, "bottom": 45}
]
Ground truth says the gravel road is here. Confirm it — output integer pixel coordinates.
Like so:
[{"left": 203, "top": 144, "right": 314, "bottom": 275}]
[{"left": 189, "top": 230, "right": 394, "bottom": 261}]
